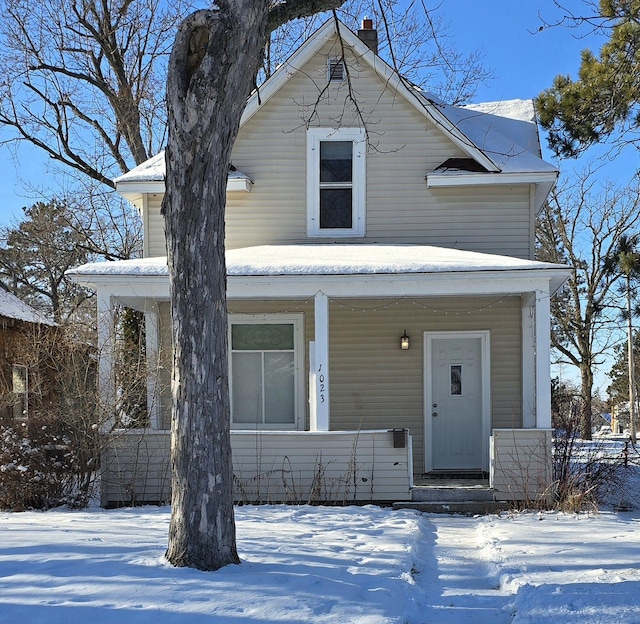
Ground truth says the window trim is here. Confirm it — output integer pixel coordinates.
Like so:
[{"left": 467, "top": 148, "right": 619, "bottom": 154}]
[
  {"left": 307, "top": 127, "right": 366, "bottom": 238},
  {"left": 228, "top": 313, "right": 305, "bottom": 430},
  {"left": 12, "top": 364, "right": 28, "bottom": 420}
]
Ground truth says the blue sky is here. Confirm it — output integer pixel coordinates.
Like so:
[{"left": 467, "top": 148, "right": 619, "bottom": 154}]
[{"left": 0, "top": 0, "right": 631, "bottom": 227}]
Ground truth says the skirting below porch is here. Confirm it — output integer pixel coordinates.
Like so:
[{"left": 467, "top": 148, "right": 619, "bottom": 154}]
[{"left": 100, "top": 429, "right": 413, "bottom": 507}]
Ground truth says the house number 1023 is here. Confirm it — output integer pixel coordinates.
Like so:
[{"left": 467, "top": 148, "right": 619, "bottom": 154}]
[{"left": 318, "top": 364, "right": 326, "bottom": 404}]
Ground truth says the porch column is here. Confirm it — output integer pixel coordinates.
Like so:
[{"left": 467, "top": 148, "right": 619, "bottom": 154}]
[
  {"left": 97, "top": 290, "right": 116, "bottom": 429},
  {"left": 312, "top": 292, "right": 330, "bottom": 431},
  {"left": 145, "top": 305, "right": 160, "bottom": 429},
  {"left": 534, "top": 288, "right": 552, "bottom": 429},
  {"left": 521, "top": 294, "right": 536, "bottom": 428}
]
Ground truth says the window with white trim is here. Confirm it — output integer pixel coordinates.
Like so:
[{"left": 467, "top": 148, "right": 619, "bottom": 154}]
[
  {"left": 307, "top": 127, "right": 366, "bottom": 237},
  {"left": 229, "top": 315, "right": 304, "bottom": 429},
  {"left": 12, "top": 364, "right": 28, "bottom": 420}
]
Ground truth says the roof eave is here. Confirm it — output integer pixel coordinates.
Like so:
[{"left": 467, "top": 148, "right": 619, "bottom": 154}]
[
  {"left": 115, "top": 176, "right": 253, "bottom": 200},
  {"left": 68, "top": 264, "right": 570, "bottom": 300},
  {"left": 426, "top": 170, "right": 558, "bottom": 210}
]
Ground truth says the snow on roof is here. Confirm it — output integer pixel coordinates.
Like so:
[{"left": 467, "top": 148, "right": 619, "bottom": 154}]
[
  {"left": 0, "top": 289, "right": 55, "bottom": 325},
  {"left": 114, "top": 152, "right": 252, "bottom": 186},
  {"left": 114, "top": 151, "right": 165, "bottom": 183},
  {"left": 68, "top": 244, "right": 567, "bottom": 278},
  {"left": 114, "top": 97, "right": 551, "bottom": 185},
  {"left": 430, "top": 98, "right": 551, "bottom": 172},
  {"left": 464, "top": 99, "right": 537, "bottom": 124}
]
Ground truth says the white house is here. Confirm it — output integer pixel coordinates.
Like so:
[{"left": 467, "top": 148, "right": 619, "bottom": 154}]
[{"left": 69, "top": 19, "right": 570, "bottom": 507}]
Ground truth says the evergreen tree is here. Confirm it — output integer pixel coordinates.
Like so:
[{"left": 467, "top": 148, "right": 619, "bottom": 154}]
[
  {"left": 537, "top": 0, "right": 640, "bottom": 157},
  {"left": 603, "top": 234, "right": 640, "bottom": 442},
  {"left": 607, "top": 330, "right": 640, "bottom": 407},
  {"left": 0, "top": 201, "right": 91, "bottom": 323}
]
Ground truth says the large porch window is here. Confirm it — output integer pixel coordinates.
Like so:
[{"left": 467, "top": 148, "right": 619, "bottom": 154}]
[{"left": 229, "top": 314, "right": 304, "bottom": 429}]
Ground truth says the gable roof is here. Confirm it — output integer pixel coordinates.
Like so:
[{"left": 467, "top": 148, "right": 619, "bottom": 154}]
[
  {"left": 0, "top": 289, "right": 55, "bottom": 326},
  {"left": 114, "top": 19, "right": 556, "bottom": 200}
]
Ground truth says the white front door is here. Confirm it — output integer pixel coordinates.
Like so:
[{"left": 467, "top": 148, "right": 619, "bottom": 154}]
[{"left": 424, "top": 332, "right": 490, "bottom": 472}]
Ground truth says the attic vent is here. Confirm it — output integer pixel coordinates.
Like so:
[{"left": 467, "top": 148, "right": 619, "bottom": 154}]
[
  {"left": 328, "top": 58, "right": 345, "bottom": 82},
  {"left": 435, "top": 158, "right": 488, "bottom": 173}
]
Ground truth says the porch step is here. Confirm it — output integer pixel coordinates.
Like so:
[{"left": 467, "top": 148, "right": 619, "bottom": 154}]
[
  {"left": 393, "top": 500, "right": 511, "bottom": 515},
  {"left": 411, "top": 484, "right": 494, "bottom": 503}
]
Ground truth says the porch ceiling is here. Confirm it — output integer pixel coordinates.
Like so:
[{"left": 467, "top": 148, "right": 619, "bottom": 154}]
[{"left": 67, "top": 244, "right": 570, "bottom": 299}]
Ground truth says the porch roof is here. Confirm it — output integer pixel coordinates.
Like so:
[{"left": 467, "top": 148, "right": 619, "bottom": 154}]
[
  {"left": 68, "top": 245, "right": 570, "bottom": 299},
  {"left": 71, "top": 244, "right": 568, "bottom": 277}
]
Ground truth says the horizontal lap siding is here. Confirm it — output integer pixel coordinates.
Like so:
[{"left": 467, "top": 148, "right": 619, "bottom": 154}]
[
  {"left": 232, "top": 431, "right": 411, "bottom": 502},
  {"left": 223, "top": 40, "right": 534, "bottom": 257},
  {"left": 101, "top": 430, "right": 411, "bottom": 506},
  {"left": 155, "top": 296, "right": 523, "bottom": 477},
  {"left": 141, "top": 38, "right": 535, "bottom": 258},
  {"left": 328, "top": 296, "right": 522, "bottom": 474},
  {"left": 101, "top": 431, "right": 171, "bottom": 506},
  {"left": 145, "top": 194, "right": 166, "bottom": 257},
  {"left": 491, "top": 429, "right": 552, "bottom": 501}
]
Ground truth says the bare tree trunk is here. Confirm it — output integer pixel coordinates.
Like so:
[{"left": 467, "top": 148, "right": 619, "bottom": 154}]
[
  {"left": 162, "top": 0, "right": 346, "bottom": 573},
  {"left": 162, "top": 4, "right": 269, "bottom": 571},
  {"left": 579, "top": 364, "right": 593, "bottom": 440},
  {"left": 627, "top": 277, "right": 637, "bottom": 443}
]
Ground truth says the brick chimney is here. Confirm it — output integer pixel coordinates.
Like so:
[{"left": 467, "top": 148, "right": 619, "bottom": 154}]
[{"left": 357, "top": 18, "right": 378, "bottom": 54}]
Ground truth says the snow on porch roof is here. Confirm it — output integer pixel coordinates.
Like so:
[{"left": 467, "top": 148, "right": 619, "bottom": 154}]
[{"left": 69, "top": 244, "right": 568, "bottom": 278}]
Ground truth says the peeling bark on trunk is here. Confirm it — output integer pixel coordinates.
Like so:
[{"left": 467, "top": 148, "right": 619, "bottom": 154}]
[
  {"left": 162, "top": 4, "right": 268, "bottom": 571},
  {"left": 162, "top": 0, "right": 346, "bottom": 572}
]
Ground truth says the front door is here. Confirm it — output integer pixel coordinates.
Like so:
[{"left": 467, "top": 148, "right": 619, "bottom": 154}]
[{"left": 424, "top": 332, "right": 489, "bottom": 472}]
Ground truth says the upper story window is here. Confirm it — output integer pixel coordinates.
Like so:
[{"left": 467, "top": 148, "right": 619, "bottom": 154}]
[{"left": 307, "top": 127, "right": 366, "bottom": 238}]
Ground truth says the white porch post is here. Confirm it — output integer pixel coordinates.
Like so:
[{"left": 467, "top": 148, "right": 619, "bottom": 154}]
[
  {"left": 97, "top": 291, "right": 116, "bottom": 429},
  {"left": 521, "top": 294, "right": 536, "bottom": 428},
  {"left": 313, "top": 292, "right": 330, "bottom": 431},
  {"left": 534, "top": 288, "right": 552, "bottom": 429},
  {"left": 145, "top": 306, "right": 160, "bottom": 429}
]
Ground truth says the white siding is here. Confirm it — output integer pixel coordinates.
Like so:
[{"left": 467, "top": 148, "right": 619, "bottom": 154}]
[
  {"left": 100, "top": 429, "right": 412, "bottom": 506},
  {"left": 490, "top": 428, "right": 552, "bottom": 502},
  {"left": 141, "top": 36, "right": 535, "bottom": 259},
  {"left": 146, "top": 194, "right": 166, "bottom": 258}
]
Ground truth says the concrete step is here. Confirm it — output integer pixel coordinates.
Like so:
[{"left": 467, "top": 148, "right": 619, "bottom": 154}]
[
  {"left": 393, "top": 500, "right": 511, "bottom": 515},
  {"left": 411, "top": 485, "right": 494, "bottom": 503}
]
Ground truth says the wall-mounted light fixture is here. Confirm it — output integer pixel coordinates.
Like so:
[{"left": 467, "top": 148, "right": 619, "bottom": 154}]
[{"left": 400, "top": 329, "right": 410, "bottom": 350}]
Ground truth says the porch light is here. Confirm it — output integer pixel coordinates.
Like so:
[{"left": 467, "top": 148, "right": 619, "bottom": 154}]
[{"left": 400, "top": 330, "right": 410, "bottom": 350}]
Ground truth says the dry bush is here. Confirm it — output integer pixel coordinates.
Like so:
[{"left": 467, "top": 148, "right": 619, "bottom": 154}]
[
  {"left": 553, "top": 400, "right": 626, "bottom": 511},
  {"left": 0, "top": 323, "right": 100, "bottom": 510}
]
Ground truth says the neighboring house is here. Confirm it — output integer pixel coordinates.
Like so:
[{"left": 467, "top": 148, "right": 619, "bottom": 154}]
[
  {"left": 0, "top": 289, "right": 56, "bottom": 422},
  {"left": 69, "top": 19, "right": 570, "bottom": 507}
]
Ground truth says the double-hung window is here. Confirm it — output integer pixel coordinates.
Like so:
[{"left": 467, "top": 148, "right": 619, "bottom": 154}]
[
  {"left": 307, "top": 127, "right": 366, "bottom": 237},
  {"left": 229, "top": 315, "right": 303, "bottom": 429}
]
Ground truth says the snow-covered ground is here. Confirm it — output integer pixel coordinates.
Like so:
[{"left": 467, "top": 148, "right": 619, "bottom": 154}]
[{"left": 1, "top": 504, "right": 639, "bottom": 623}]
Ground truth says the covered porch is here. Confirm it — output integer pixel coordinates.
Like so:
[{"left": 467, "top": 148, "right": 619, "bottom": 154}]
[{"left": 68, "top": 244, "right": 569, "bottom": 506}]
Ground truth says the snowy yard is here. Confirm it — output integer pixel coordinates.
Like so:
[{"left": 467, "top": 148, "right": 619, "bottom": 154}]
[{"left": 1, "top": 504, "right": 639, "bottom": 623}]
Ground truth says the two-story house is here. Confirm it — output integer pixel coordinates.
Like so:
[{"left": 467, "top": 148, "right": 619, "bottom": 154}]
[{"left": 69, "top": 19, "right": 570, "bottom": 507}]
